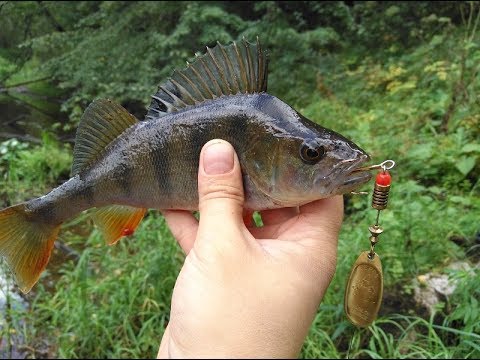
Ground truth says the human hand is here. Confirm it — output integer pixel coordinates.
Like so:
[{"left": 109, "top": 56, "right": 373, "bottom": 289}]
[{"left": 158, "top": 139, "right": 344, "bottom": 358}]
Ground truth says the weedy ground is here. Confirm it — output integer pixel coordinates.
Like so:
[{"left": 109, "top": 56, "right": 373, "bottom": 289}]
[{"left": 1, "top": 6, "right": 480, "bottom": 360}]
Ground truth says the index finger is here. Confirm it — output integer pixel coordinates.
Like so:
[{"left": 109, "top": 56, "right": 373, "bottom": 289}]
[{"left": 161, "top": 210, "right": 199, "bottom": 254}]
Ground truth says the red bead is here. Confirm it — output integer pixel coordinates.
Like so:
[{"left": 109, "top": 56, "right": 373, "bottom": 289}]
[
  {"left": 376, "top": 171, "right": 391, "bottom": 186},
  {"left": 122, "top": 228, "right": 134, "bottom": 236}
]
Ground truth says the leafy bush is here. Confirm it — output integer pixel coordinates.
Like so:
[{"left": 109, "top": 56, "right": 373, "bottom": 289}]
[{"left": 0, "top": 135, "right": 72, "bottom": 205}]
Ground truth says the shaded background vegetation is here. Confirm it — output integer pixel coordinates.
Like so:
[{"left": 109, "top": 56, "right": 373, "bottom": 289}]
[{"left": 0, "top": 1, "right": 479, "bottom": 358}]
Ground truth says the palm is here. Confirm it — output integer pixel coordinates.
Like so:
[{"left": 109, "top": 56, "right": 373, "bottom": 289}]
[{"left": 249, "top": 198, "right": 343, "bottom": 246}]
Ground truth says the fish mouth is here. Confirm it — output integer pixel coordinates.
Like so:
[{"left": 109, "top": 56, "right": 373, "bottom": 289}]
[
  {"left": 312, "top": 153, "right": 371, "bottom": 191},
  {"left": 343, "top": 171, "right": 372, "bottom": 187},
  {"left": 342, "top": 154, "right": 372, "bottom": 187}
]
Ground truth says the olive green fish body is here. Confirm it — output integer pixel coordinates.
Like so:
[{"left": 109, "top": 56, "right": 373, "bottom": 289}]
[
  {"left": 96, "top": 94, "right": 278, "bottom": 211},
  {"left": 30, "top": 93, "right": 367, "bottom": 218},
  {"left": 26, "top": 95, "right": 279, "bottom": 222}
]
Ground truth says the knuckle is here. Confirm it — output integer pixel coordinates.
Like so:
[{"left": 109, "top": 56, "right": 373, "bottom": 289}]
[{"left": 199, "top": 179, "right": 244, "bottom": 204}]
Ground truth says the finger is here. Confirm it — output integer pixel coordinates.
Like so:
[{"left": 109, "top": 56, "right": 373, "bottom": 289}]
[
  {"left": 161, "top": 210, "right": 198, "bottom": 254},
  {"left": 197, "top": 140, "right": 246, "bottom": 242},
  {"left": 298, "top": 197, "right": 344, "bottom": 284},
  {"left": 291, "top": 196, "right": 344, "bottom": 247},
  {"left": 299, "top": 196, "right": 344, "bottom": 233},
  {"left": 260, "top": 207, "right": 299, "bottom": 226}
]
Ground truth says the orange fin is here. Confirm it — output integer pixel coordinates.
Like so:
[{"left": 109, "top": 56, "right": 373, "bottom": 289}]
[
  {"left": 0, "top": 204, "right": 61, "bottom": 293},
  {"left": 91, "top": 205, "right": 146, "bottom": 245}
]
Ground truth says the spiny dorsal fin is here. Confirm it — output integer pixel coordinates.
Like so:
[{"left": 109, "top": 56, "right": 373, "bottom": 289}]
[
  {"left": 146, "top": 37, "right": 268, "bottom": 120},
  {"left": 72, "top": 99, "right": 138, "bottom": 175}
]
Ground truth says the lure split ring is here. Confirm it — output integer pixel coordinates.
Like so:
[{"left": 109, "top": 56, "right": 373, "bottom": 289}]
[{"left": 352, "top": 159, "right": 396, "bottom": 173}]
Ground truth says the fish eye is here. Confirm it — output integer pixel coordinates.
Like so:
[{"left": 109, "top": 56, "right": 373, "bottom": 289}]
[{"left": 300, "top": 144, "right": 325, "bottom": 164}]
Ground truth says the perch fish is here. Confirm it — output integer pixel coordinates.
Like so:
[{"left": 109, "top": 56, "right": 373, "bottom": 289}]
[{"left": 0, "top": 38, "right": 371, "bottom": 293}]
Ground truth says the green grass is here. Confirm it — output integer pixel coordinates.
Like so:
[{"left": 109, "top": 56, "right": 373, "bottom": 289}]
[{"left": 0, "top": 135, "right": 72, "bottom": 205}]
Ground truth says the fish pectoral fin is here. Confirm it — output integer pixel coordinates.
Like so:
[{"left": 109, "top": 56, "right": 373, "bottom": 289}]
[
  {"left": 72, "top": 99, "right": 138, "bottom": 176},
  {"left": 91, "top": 205, "right": 146, "bottom": 245}
]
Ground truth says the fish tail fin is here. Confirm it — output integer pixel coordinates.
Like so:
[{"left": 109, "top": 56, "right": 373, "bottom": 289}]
[{"left": 0, "top": 203, "right": 61, "bottom": 293}]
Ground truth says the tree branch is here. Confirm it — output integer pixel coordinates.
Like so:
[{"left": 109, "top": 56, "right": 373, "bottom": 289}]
[{"left": 1, "top": 76, "right": 53, "bottom": 89}]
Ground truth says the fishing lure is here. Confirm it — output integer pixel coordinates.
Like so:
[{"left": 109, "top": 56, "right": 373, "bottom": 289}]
[{"left": 344, "top": 160, "right": 395, "bottom": 327}]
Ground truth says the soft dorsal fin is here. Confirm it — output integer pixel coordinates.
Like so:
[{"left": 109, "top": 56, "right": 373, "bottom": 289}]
[
  {"left": 72, "top": 99, "right": 138, "bottom": 175},
  {"left": 146, "top": 37, "right": 268, "bottom": 120}
]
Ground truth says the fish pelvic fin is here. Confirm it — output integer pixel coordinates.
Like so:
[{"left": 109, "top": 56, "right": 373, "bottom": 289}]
[
  {"left": 146, "top": 36, "right": 269, "bottom": 120},
  {"left": 0, "top": 203, "right": 61, "bottom": 293},
  {"left": 91, "top": 205, "right": 146, "bottom": 245},
  {"left": 72, "top": 99, "right": 138, "bottom": 176}
]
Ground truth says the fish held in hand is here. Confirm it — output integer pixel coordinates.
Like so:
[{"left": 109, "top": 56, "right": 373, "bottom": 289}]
[{"left": 0, "top": 38, "right": 370, "bottom": 293}]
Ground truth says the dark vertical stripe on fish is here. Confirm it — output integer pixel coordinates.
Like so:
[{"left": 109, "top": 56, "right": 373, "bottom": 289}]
[
  {"left": 77, "top": 184, "right": 95, "bottom": 207},
  {"left": 37, "top": 202, "right": 57, "bottom": 224},
  {"left": 227, "top": 112, "right": 248, "bottom": 153},
  {"left": 190, "top": 123, "right": 211, "bottom": 169},
  {"left": 151, "top": 140, "right": 172, "bottom": 204},
  {"left": 117, "top": 164, "right": 133, "bottom": 198}
]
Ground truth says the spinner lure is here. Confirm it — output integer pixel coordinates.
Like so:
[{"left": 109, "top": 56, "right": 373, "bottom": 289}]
[{"left": 344, "top": 160, "right": 395, "bottom": 327}]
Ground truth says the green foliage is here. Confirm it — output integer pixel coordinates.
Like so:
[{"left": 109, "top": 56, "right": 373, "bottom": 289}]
[
  {"left": 445, "top": 266, "right": 480, "bottom": 338},
  {"left": 349, "top": 314, "right": 480, "bottom": 358},
  {"left": 0, "top": 56, "right": 16, "bottom": 81},
  {"left": 0, "top": 136, "right": 72, "bottom": 204},
  {"left": 0, "top": 1, "right": 479, "bottom": 359},
  {"left": 350, "top": 2, "right": 458, "bottom": 53}
]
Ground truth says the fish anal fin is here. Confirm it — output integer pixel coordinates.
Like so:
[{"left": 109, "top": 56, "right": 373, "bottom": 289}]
[{"left": 92, "top": 205, "right": 146, "bottom": 245}]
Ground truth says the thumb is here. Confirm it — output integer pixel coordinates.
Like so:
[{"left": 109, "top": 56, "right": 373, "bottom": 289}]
[{"left": 197, "top": 140, "right": 245, "bottom": 236}]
